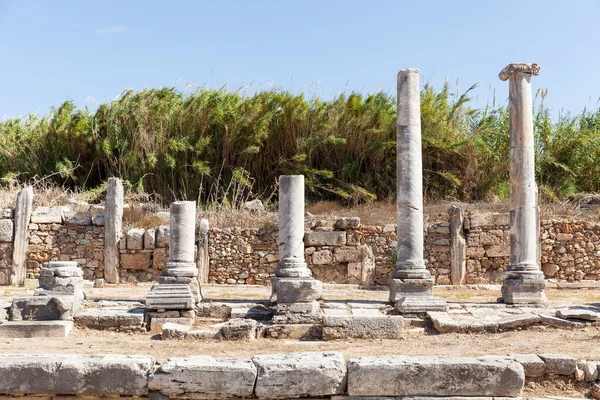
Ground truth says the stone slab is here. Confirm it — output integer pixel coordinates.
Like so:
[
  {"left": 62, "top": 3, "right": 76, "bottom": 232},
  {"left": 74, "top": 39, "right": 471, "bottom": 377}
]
[
  {"left": 0, "top": 354, "right": 153, "bottom": 395},
  {"left": 0, "top": 320, "right": 73, "bottom": 338},
  {"left": 347, "top": 356, "right": 524, "bottom": 397},
  {"left": 74, "top": 308, "right": 145, "bottom": 329},
  {"left": 323, "top": 315, "right": 404, "bottom": 340},
  {"left": 253, "top": 352, "right": 346, "bottom": 399},
  {"left": 556, "top": 307, "right": 600, "bottom": 321},
  {"left": 304, "top": 231, "right": 347, "bottom": 246},
  {"left": 497, "top": 313, "right": 541, "bottom": 330},
  {"left": 151, "top": 317, "right": 193, "bottom": 334},
  {"left": 30, "top": 206, "right": 63, "bottom": 224},
  {"left": 538, "top": 354, "right": 577, "bottom": 376},
  {"left": 162, "top": 322, "right": 191, "bottom": 339},
  {"left": 148, "top": 356, "right": 257, "bottom": 399},
  {"left": 511, "top": 354, "right": 546, "bottom": 378},
  {"left": 10, "top": 295, "right": 79, "bottom": 321},
  {"left": 538, "top": 314, "right": 585, "bottom": 329}
]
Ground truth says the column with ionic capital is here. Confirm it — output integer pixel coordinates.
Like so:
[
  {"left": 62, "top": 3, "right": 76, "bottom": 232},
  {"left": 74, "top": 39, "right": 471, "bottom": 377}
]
[
  {"left": 388, "top": 68, "right": 446, "bottom": 313},
  {"left": 499, "top": 62, "right": 546, "bottom": 304}
]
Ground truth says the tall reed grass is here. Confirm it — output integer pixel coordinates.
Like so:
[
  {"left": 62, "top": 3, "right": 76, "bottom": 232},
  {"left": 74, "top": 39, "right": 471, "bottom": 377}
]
[{"left": 1, "top": 81, "right": 598, "bottom": 206}]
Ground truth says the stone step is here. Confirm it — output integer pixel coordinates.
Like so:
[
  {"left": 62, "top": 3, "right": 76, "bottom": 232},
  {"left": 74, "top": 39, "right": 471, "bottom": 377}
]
[
  {"left": 74, "top": 307, "right": 145, "bottom": 330},
  {"left": 0, "top": 320, "right": 73, "bottom": 338}
]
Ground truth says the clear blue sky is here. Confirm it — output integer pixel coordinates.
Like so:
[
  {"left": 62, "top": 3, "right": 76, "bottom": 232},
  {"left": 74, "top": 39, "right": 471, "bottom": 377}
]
[{"left": 1, "top": 0, "right": 599, "bottom": 119}]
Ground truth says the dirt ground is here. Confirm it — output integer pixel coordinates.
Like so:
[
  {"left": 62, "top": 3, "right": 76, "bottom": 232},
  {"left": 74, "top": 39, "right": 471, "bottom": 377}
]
[{"left": 1, "top": 284, "right": 598, "bottom": 398}]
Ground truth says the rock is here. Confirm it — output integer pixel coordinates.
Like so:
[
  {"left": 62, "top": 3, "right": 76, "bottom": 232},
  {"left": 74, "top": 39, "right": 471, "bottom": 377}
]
[
  {"left": 0, "top": 219, "right": 13, "bottom": 242},
  {"left": 65, "top": 211, "right": 92, "bottom": 226},
  {"left": 539, "top": 313, "right": 585, "bottom": 329},
  {"left": 94, "top": 278, "right": 105, "bottom": 288},
  {"left": 126, "top": 228, "right": 145, "bottom": 250},
  {"left": 0, "top": 354, "right": 153, "bottom": 395},
  {"left": 30, "top": 206, "right": 63, "bottom": 224},
  {"left": 219, "top": 318, "right": 257, "bottom": 340},
  {"left": 196, "top": 303, "right": 232, "bottom": 320},
  {"left": 312, "top": 249, "right": 333, "bottom": 265},
  {"left": 156, "top": 225, "right": 170, "bottom": 248},
  {"left": 244, "top": 199, "right": 266, "bottom": 214},
  {"left": 334, "top": 217, "right": 360, "bottom": 230},
  {"left": 162, "top": 322, "right": 191, "bottom": 339},
  {"left": 511, "top": 353, "right": 545, "bottom": 378},
  {"left": 542, "top": 263, "right": 559, "bottom": 277},
  {"left": 538, "top": 354, "right": 577, "bottom": 376},
  {"left": 574, "top": 366, "right": 585, "bottom": 381},
  {"left": 148, "top": 356, "right": 257, "bottom": 398},
  {"left": 578, "top": 360, "right": 599, "bottom": 382},
  {"left": 592, "top": 382, "right": 600, "bottom": 400},
  {"left": 323, "top": 315, "right": 404, "bottom": 340},
  {"left": 253, "top": 352, "right": 346, "bottom": 399},
  {"left": 556, "top": 307, "right": 600, "bottom": 321},
  {"left": 347, "top": 356, "right": 524, "bottom": 397},
  {"left": 263, "top": 324, "right": 323, "bottom": 340},
  {"left": 469, "top": 213, "right": 509, "bottom": 228},
  {"left": 304, "top": 231, "right": 347, "bottom": 246},
  {"left": 11, "top": 296, "right": 78, "bottom": 321},
  {"left": 497, "top": 313, "right": 541, "bottom": 330},
  {"left": 151, "top": 318, "right": 193, "bottom": 334},
  {"left": 333, "top": 246, "right": 363, "bottom": 263},
  {"left": 74, "top": 308, "right": 145, "bottom": 330}
]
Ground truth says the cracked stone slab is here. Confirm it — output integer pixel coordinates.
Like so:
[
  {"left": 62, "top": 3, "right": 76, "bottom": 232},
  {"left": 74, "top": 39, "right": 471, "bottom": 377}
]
[
  {"left": 556, "top": 306, "right": 600, "bottom": 321},
  {"left": 148, "top": 356, "right": 256, "bottom": 398},
  {"left": 253, "top": 352, "right": 346, "bottom": 399}
]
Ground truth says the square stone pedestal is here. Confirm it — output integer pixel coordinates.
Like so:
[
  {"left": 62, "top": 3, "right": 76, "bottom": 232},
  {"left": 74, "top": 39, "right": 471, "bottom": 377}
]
[
  {"left": 389, "top": 278, "right": 447, "bottom": 314},
  {"left": 270, "top": 277, "right": 322, "bottom": 304},
  {"left": 501, "top": 275, "right": 546, "bottom": 304}
]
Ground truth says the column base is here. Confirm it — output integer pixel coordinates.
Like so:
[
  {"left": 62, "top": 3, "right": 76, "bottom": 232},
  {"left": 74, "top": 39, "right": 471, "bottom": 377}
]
[
  {"left": 146, "top": 284, "right": 195, "bottom": 311},
  {"left": 389, "top": 278, "right": 447, "bottom": 314},
  {"left": 270, "top": 277, "right": 322, "bottom": 304},
  {"left": 501, "top": 274, "right": 546, "bottom": 305},
  {"left": 272, "top": 300, "right": 322, "bottom": 324},
  {"left": 158, "top": 262, "right": 202, "bottom": 304}
]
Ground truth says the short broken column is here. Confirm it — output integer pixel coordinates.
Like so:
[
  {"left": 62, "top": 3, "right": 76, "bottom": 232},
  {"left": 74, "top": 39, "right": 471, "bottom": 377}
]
[
  {"left": 499, "top": 62, "right": 546, "bottom": 304},
  {"left": 146, "top": 201, "right": 202, "bottom": 317},
  {"left": 388, "top": 69, "right": 446, "bottom": 313},
  {"left": 11, "top": 186, "right": 33, "bottom": 286},
  {"left": 272, "top": 175, "right": 322, "bottom": 315}
]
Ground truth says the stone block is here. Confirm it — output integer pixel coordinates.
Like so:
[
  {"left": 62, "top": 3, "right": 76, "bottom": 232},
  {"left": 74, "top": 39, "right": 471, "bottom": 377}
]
[
  {"left": 148, "top": 356, "right": 257, "bottom": 399},
  {"left": 10, "top": 296, "right": 78, "bottom": 321},
  {"left": 511, "top": 353, "right": 546, "bottom": 378},
  {"left": 253, "top": 352, "right": 346, "bottom": 399},
  {"left": 347, "top": 356, "right": 524, "bottom": 397},
  {"left": 275, "top": 278, "right": 322, "bottom": 303},
  {"left": 578, "top": 360, "right": 599, "bottom": 382},
  {"left": 121, "top": 252, "right": 151, "bottom": 270},
  {"left": 127, "top": 228, "right": 145, "bottom": 250},
  {"left": 469, "top": 213, "right": 509, "bottom": 228},
  {"left": 333, "top": 246, "right": 362, "bottom": 263},
  {"left": 304, "top": 231, "right": 347, "bottom": 246},
  {"left": 0, "top": 320, "right": 73, "bottom": 338},
  {"left": 334, "top": 217, "right": 360, "bottom": 230},
  {"left": 162, "top": 322, "right": 191, "bottom": 339},
  {"left": 263, "top": 324, "right": 323, "bottom": 340},
  {"left": 65, "top": 211, "right": 92, "bottom": 226},
  {"left": 0, "top": 354, "right": 153, "bottom": 395},
  {"left": 156, "top": 225, "right": 170, "bottom": 248},
  {"left": 0, "top": 219, "right": 13, "bottom": 242},
  {"left": 92, "top": 210, "right": 105, "bottom": 226},
  {"left": 312, "top": 249, "right": 333, "bottom": 265},
  {"left": 323, "top": 315, "right": 404, "bottom": 340},
  {"left": 485, "top": 245, "right": 510, "bottom": 257},
  {"left": 219, "top": 318, "right": 258, "bottom": 340},
  {"left": 74, "top": 308, "right": 145, "bottom": 330},
  {"left": 146, "top": 284, "right": 195, "bottom": 310},
  {"left": 539, "top": 314, "right": 585, "bottom": 329},
  {"left": 539, "top": 354, "right": 577, "bottom": 376},
  {"left": 144, "top": 228, "right": 156, "bottom": 249},
  {"left": 30, "top": 206, "right": 63, "bottom": 224}
]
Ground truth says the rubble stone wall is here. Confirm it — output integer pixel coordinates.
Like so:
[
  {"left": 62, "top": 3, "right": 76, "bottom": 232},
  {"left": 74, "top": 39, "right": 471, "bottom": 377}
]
[{"left": 10, "top": 204, "right": 600, "bottom": 286}]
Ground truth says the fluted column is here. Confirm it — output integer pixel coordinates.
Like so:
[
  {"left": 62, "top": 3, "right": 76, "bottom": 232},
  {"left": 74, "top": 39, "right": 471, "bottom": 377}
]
[
  {"left": 499, "top": 62, "right": 546, "bottom": 304},
  {"left": 389, "top": 69, "right": 446, "bottom": 313}
]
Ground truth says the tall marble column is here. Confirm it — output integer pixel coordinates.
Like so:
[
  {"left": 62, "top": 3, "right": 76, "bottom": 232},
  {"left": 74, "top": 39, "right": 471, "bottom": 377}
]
[
  {"left": 272, "top": 175, "right": 322, "bottom": 314},
  {"left": 499, "top": 62, "right": 546, "bottom": 304},
  {"left": 389, "top": 69, "right": 446, "bottom": 313},
  {"left": 147, "top": 201, "right": 201, "bottom": 311}
]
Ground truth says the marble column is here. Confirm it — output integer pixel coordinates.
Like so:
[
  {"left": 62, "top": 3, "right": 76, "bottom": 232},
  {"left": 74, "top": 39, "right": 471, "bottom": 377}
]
[
  {"left": 272, "top": 175, "right": 322, "bottom": 314},
  {"left": 147, "top": 201, "right": 201, "bottom": 311},
  {"left": 103, "top": 178, "right": 122, "bottom": 284},
  {"left": 389, "top": 69, "right": 446, "bottom": 313},
  {"left": 499, "top": 62, "right": 546, "bottom": 304}
]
